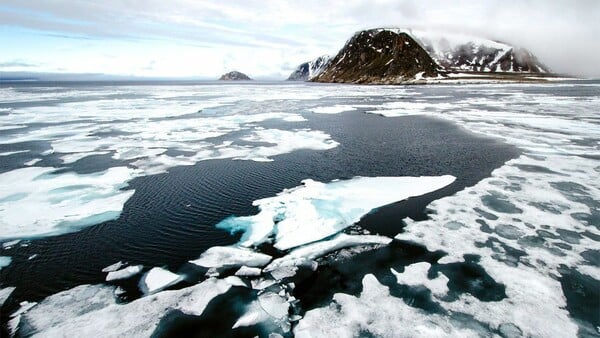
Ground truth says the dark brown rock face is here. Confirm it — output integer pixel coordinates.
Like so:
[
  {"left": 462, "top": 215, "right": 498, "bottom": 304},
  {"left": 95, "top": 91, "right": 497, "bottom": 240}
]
[{"left": 312, "top": 29, "right": 439, "bottom": 84}]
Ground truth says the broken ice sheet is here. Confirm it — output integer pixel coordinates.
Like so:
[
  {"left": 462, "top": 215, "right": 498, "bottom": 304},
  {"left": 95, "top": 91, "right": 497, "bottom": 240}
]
[{"left": 217, "top": 175, "right": 456, "bottom": 250}]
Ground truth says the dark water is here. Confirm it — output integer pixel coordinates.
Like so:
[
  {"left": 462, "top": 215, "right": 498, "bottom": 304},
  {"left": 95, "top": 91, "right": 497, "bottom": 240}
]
[{"left": 0, "top": 110, "right": 519, "bottom": 328}]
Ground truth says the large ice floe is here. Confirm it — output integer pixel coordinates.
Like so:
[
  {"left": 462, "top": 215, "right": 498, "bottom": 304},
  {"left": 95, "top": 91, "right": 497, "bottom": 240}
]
[
  {"left": 0, "top": 166, "right": 136, "bottom": 239},
  {"left": 2, "top": 82, "right": 599, "bottom": 337},
  {"left": 217, "top": 176, "right": 455, "bottom": 250},
  {"left": 10, "top": 277, "right": 242, "bottom": 337}
]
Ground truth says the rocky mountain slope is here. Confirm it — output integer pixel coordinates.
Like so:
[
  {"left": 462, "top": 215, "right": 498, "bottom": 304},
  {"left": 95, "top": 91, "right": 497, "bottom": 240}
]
[
  {"left": 219, "top": 71, "right": 252, "bottom": 81},
  {"left": 287, "top": 55, "right": 331, "bottom": 81},
  {"left": 405, "top": 28, "right": 549, "bottom": 73},
  {"left": 312, "top": 28, "right": 551, "bottom": 84},
  {"left": 312, "top": 30, "right": 438, "bottom": 84}
]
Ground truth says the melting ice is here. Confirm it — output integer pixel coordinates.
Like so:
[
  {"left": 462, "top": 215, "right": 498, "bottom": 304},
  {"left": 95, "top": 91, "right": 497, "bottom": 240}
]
[
  {"left": 2, "top": 82, "right": 599, "bottom": 337},
  {"left": 216, "top": 175, "right": 456, "bottom": 250}
]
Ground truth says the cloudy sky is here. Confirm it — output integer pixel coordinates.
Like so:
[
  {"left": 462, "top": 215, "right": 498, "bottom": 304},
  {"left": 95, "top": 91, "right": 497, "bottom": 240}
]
[{"left": 1, "top": 0, "right": 598, "bottom": 79}]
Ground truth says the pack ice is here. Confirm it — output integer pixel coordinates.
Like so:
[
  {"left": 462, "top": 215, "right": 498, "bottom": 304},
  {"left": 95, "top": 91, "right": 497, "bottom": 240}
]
[{"left": 0, "top": 166, "right": 136, "bottom": 240}]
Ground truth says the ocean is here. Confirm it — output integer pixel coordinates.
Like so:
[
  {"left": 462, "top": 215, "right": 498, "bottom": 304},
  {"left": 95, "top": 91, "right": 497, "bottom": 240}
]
[{"left": 0, "top": 80, "right": 598, "bottom": 337}]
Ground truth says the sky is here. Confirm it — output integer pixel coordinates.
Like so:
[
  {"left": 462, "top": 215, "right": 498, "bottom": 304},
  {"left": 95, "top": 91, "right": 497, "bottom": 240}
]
[{"left": 1, "top": 0, "right": 599, "bottom": 79}]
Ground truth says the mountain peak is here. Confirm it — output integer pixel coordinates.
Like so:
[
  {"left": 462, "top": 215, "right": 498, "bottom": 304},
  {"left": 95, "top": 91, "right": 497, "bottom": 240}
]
[
  {"left": 312, "top": 29, "right": 438, "bottom": 84},
  {"left": 287, "top": 55, "right": 332, "bottom": 81},
  {"left": 312, "top": 28, "right": 551, "bottom": 84}
]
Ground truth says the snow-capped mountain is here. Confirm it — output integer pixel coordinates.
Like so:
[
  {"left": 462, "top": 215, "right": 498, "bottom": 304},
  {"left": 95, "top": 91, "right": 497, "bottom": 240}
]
[
  {"left": 403, "top": 28, "right": 549, "bottom": 73},
  {"left": 287, "top": 55, "right": 331, "bottom": 81},
  {"left": 312, "top": 29, "right": 439, "bottom": 84},
  {"left": 313, "top": 28, "right": 551, "bottom": 84}
]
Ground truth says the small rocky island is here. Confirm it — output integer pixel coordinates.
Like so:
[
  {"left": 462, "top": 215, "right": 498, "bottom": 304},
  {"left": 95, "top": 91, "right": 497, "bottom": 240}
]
[{"left": 219, "top": 71, "right": 252, "bottom": 81}]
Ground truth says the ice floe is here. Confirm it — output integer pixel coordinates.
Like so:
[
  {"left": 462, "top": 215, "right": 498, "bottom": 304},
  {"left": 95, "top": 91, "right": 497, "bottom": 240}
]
[
  {"left": 101, "top": 261, "right": 125, "bottom": 273},
  {"left": 2, "top": 239, "right": 20, "bottom": 249},
  {"left": 0, "top": 166, "right": 137, "bottom": 239},
  {"left": 310, "top": 105, "right": 358, "bottom": 114},
  {"left": 8, "top": 301, "right": 38, "bottom": 335},
  {"left": 0, "top": 286, "right": 15, "bottom": 307},
  {"left": 138, "top": 267, "right": 183, "bottom": 295},
  {"left": 15, "top": 278, "right": 241, "bottom": 337},
  {"left": 235, "top": 266, "right": 262, "bottom": 277},
  {"left": 189, "top": 246, "right": 272, "bottom": 269},
  {"left": 264, "top": 233, "right": 392, "bottom": 280},
  {"left": 295, "top": 274, "right": 482, "bottom": 337},
  {"left": 105, "top": 265, "right": 143, "bottom": 282},
  {"left": 217, "top": 175, "right": 455, "bottom": 250},
  {"left": 0, "top": 255, "right": 12, "bottom": 270}
]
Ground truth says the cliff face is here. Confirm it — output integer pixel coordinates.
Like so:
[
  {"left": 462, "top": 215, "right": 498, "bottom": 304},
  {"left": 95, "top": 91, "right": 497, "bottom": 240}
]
[
  {"left": 312, "top": 29, "right": 439, "bottom": 84},
  {"left": 287, "top": 55, "right": 331, "bottom": 81},
  {"left": 219, "top": 71, "right": 252, "bottom": 81}
]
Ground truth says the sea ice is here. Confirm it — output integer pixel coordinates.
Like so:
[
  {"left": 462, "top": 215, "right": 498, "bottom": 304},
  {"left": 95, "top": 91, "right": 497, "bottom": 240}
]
[
  {"left": 0, "top": 286, "right": 15, "bottom": 307},
  {"left": 217, "top": 175, "right": 455, "bottom": 250},
  {"left": 105, "top": 265, "right": 143, "bottom": 281},
  {"left": 2, "top": 239, "right": 20, "bottom": 249},
  {"left": 235, "top": 266, "right": 262, "bottom": 277},
  {"left": 138, "top": 267, "right": 183, "bottom": 295},
  {"left": 0, "top": 166, "right": 136, "bottom": 240},
  {"left": 295, "top": 274, "right": 481, "bottom": 337},
  {"left": 0, "top": 88, "right": 342, "bottom": 240},
  {"left": 101, "top": 261, "right": 125, "bottom": 273},
  {"left": 258, "top": 292, "right": 290, "bottom": 320},
  {"left": 189, "top": 246, "right": 272, "bottom": 269},
  {"left": 391, "top": 263, "right": 449, "bottom": 297},
  {"left": 16, "top": 278, "right": 239, "bottom": 337},
  {"left": 232, "top": 291, "right": 291, "bottom": 333},
  {"left": 264, "top": 234, "right": 392, "bottom": 279},
  {"left": 3, "top": 81, "right": 599, "bottom": 336},
  {"left": 310, "top": 105, "right": 358, "bottom": 114},
  {"left": 0, "top": 255, "right": 12, "bottom": 270}
]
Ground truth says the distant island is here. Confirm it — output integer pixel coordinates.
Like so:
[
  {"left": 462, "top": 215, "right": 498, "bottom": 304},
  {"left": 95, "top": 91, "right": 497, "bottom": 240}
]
[{"left": 219, "top": 71, "right": 252, "bottom": 81}]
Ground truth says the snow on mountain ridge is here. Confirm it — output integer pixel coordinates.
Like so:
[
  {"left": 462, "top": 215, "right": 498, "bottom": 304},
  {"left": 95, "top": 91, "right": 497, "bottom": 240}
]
[
  {"left": 378, "top": 27, "right": 549, "bottom": 73},
  {"left": 287, "top": 55, "right": 331, "bottom": 81},
  {"left": 308, "top": 55, "right": 331, "bottom": 79},
  {"left": 320, "top": 27, "right": 549, "bottom": 77}
]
